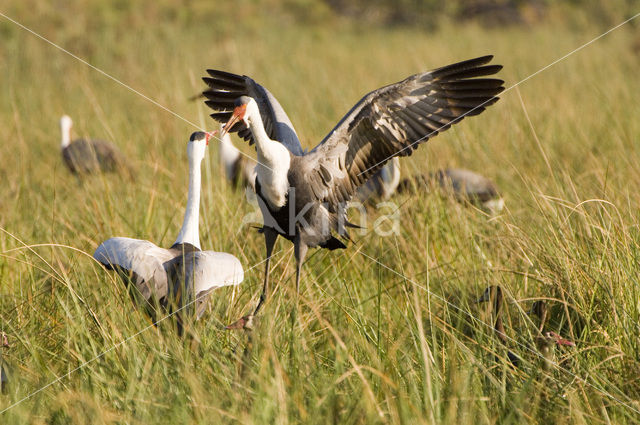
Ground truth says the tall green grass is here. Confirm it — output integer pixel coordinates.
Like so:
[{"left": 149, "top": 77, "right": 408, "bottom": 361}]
[{"left": 1, "top": 1, "right": 640, "bottom": 423}]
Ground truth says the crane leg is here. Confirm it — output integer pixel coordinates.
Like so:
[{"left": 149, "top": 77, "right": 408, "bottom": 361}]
[
  {"left": 225, "top": 227, "right": 278, "bottom": 330},
  {"left": 294, "top": 235, "right": 308, "bottom": 296},
  {"left": 253, "top": 228, "right": 278, "bottom": 316}
]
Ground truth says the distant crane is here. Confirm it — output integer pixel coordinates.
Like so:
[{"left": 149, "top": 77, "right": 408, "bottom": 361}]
[
  {"left": 398, "top": 167, "right": 504, "bottom": 212},
  {"left": 93, "top": 132, "right": 244, "bottom": 330},
  {"left": 355, "top": 157, "right": 401, "bottom": 202},
  {"left": 218, "top": 124, "right": 258, "bottom": 190},
  {"left": 59, "top": 115, "right": 134, "bottom": 178},
  {"left": 204, "top": 56, "right": 504, "bottom": 329},
  {"left": 477, "top": 286, "right": 575, "bottom": 370}
]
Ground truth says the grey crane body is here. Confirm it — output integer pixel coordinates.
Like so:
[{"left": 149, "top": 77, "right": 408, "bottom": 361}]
[
  {"left": 435, "top": 168, "right": 499, "bottom": 203},
  {"left": 255, "top": 166, "right": 348, "bottom": 250},
  {"left": 229, "top": 155, "right": 257, "bottom": 190},
  {"left": 204, "top": 56, "right": 504, "bottom": 328},
  {"left": 62, "top": 138, "right": 122, "bottom": 174},
  {"left": 398, "top": 167, "right": 504, "bottom": 212},
  {"left": 356, "top": 157, "right": 401, "bottom": 202},
  {"left": 59, "top": 115, "right": 133, "bottom": 177},
  {"left": 93, "top": 132, "right": 243, "bottom": 329}
]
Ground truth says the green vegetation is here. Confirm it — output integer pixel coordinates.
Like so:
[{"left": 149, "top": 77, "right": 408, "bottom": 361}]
[{"left": 1, "top": 1, "right": 640, "bottom": 423}]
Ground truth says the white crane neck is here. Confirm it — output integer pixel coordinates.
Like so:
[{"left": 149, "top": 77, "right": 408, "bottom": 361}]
[
  {"left": 246, "top": 107, "right": 291, "bottom": 209},
  {"left": 174, "top": 147, "right": 203, "bottom": 249},
  {"left": 60, "top": 121, "right": 72, "bottom": 148},
  {"left": 247, "top": 116, "right": 272, "bottom": 151},
  {"left": 246, "top": 109, "right": 289, "bottom": 162}
]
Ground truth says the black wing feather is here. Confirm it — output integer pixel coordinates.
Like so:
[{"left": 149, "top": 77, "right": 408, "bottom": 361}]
[
  {"left": 304, "top": 55, "right": 504, "bottom": 207},
  {"left": 202, "top": 70, "right": 303, "bottom": 154}
]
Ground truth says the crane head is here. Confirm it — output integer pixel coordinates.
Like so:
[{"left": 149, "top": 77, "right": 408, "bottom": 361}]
[
  {"left": 221, "top": 96, "right": 252, "bottom": 137},
  {"left": 189, "top": 131, "right": 215, "bottom": 146},
  {"left": 60, "top": 115, "right": 73, "bottom": 129},
  {"left": 546, "top": 331, "right": 575, "bottom": 347}
]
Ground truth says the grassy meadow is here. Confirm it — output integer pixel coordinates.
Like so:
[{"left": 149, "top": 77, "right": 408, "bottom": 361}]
[{"left": 2, "top": 1, "right": 640, "bottom": 423}]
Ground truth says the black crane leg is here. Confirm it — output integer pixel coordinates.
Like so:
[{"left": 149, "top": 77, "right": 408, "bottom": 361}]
[
  {"left": 253, "top": 228, "right": 278, "bottom": 317},
  {"left": 225, "top": 227, "right": 278, "bottom": 330}
]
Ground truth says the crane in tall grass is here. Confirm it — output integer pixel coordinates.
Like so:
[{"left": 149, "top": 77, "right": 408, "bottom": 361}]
[
  {"left": 205, "top": 56, "right": 504, "bottom": 329},
  {"left": 93, "top": 132, "right": 244, "bottom": 332},
  {"left": 59, "top": 115, "right": 134, "bottom": 178}
]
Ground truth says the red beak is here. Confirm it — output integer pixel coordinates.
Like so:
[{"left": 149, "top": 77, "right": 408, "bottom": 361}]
[{"left": 221, "top": 105, "right": 246, "bottom": 137}]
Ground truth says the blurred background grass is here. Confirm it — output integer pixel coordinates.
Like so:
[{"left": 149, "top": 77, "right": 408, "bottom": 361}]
[{"left": 1, "top": 0, "right": 640, "bottom": 423}]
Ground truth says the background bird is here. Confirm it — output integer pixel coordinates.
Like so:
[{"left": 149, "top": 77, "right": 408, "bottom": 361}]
[
  {"left": 59, "top": 115, "right": 134, "bottom": 178},
  {"left": 204, "top": 55, "right": 504, "bottom": 329},
  {"left": 535, "top": 331, "right": 575, "bottom": 371},
  {"left": 218, "top": 124, "right": 257, "bottom": 191},
  {"left": 355, "top": 157, "right": 401, "bottom": 202},
  {"left": 93, "top": 131, "right": 244, "bottom": 331},
  {"left": 476, "top": 285, "right": 521, "bottom": 366},
  {"left": 530, "top": 299, "right": 584, "bottom": 342},
  {"left": 477, "top": 287, "right": 577, "bottom": 370},
  {"left": 398, "top": 167, "right": 504, "bottom": 212}
]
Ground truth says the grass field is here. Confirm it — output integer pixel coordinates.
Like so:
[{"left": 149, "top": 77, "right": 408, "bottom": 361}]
[{"left": 1, "top": 1, "right": 640, "bottom": 423}]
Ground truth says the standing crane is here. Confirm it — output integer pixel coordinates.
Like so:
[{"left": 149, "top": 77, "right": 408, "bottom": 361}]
[
  {"left": 398, "top": 167, "right": 504, "bottom": 212},
  {"left": 93, "top": 132, "right": 244, "bottom": 330},
  {"left": 204, "top": 56, "right": 504, "bottom": 328}
]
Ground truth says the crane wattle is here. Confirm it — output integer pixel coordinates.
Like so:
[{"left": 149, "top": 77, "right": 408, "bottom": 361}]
[
  {"left": 205, "top": 131, "right": 217, "bottom": 145},
  {"left": 234, "top": 104, "right": 247, "bottom": 122}
]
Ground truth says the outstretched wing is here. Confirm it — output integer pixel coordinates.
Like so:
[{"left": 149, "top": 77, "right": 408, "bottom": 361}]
[
  {"left": 93, "top": 237, "right": 173, "bottom": 301},
  {"left": 303, "top": 55, "right": 504, "bottom": 207},
  {"left": 165, "top": 251, "right": 244, "bottom": 319},
  {"left": 174, "top": 251, "right": 244, "bottom": 318},
  {"left": 202, "top": 70, "right": 304, "bottom": 155},
  {"left": 185, "top": 251, "right": 244, "bottom": 294}
]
